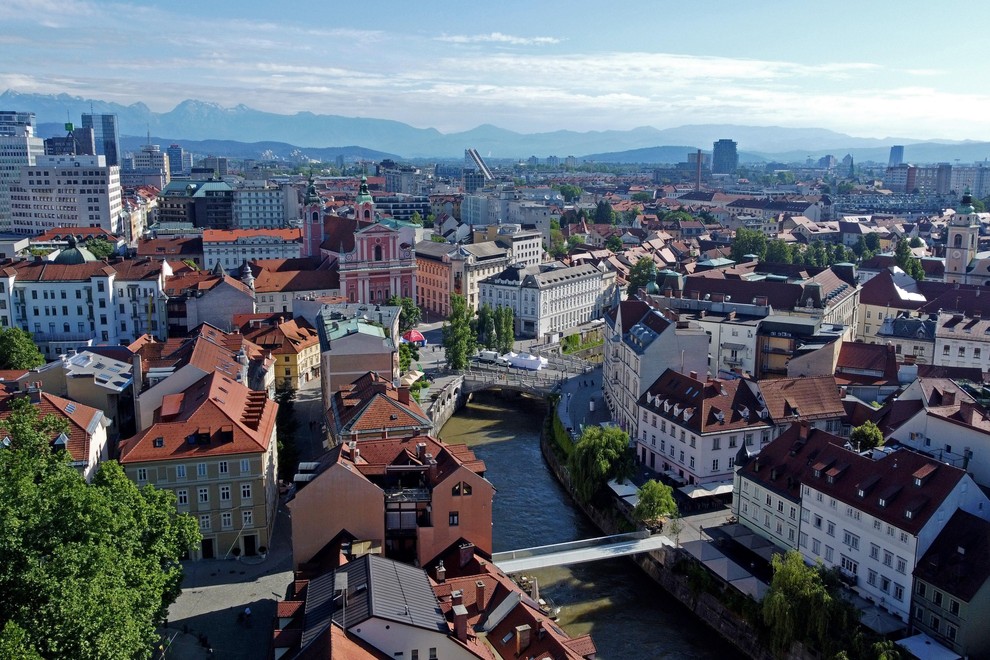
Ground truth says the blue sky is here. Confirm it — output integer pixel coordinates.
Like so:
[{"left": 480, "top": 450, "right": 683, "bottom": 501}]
[{"left": 2, "top": 0, "right": 989, "bottom": 140}]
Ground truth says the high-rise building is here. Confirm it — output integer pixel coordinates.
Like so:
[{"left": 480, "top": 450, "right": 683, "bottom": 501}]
[
  {"left": 9, "top": 154, "right": 122, "bottom": 235},
  {"left": 81, "top": 113, "right": 121, "bottom": 167},
  {"left": 712, "top": 139, "right": 738, "bottom": 175},
  {"left": 201, "top": 155, "right": 228, "bottom": 177},
  {"left": 166, "top": 144, "right": 190, "bottom": 176},
  {"left": 44, "top": 126, "right": 96, "bottom": 157},
  {"left": 888, "top": 145, "right": 905, "bottom": 167},
  {"left": 0, "top": 113, "right": 44, "bottom": 231}
]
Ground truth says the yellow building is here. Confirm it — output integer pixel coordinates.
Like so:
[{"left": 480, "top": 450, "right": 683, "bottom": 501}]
[{"left": 243, "top": 316, "right": 321, "bottom": 390}]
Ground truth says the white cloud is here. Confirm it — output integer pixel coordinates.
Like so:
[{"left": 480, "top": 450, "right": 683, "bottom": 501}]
[{"left": 436, "top": 32, "right": 561, "bottom": 46}]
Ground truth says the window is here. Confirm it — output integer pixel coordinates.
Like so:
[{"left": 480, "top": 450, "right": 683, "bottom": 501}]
[
  {"left": 777, "top": 501, "right": 784, "bottom": 513},
  {"left": 799, "top": 532, "right": 808, "bottom": 547},
  {"left": 840, "top": 556, "right": 858, "bottom": 575},
  {"left": 947, "top": 624, "right": 958, "bottom": 642},
  {"left": 883, "top": 551, "right": 893, "bottom": 567},
  {"left": 197, "top": 463, "right": 207, "bottom": 478},
  {"left": 934, "top": 590, "right": 944, "bottom": 607},
  {"left": 814, "top": 514, "right": 822, "bottom": 529},
  {"left": 219, "top": 461, "right": 228, "bottom": 475},
  {"left": 712, "top": 437, "right": 721, "bottom": 450},
  {"left": 240, "top": 459, "right": 250, "bottom": 474},
  {"left": 824, "top": 545, "right": 834, "bottom": 562},
  {"left": 242, "top": 510, "right": 253, "bottom": 527},
  {"left": 712, "top": 459, "right": 719, "bottom": 471},
  {"left": 197, "top": 487, "right": 209, "bottom": 503},
  {"left": 917, "top": 583, "right": 927, "bottom": 597},
  {"left": 221, "top": 512, "right": 232, "bottom": 529},
  {"left": 930, "top": 614, "right": 941, "bottom": 633},
  {"left": 827, "top": 521, "right": 835, "bottom": 537},
  {"left": 449, "top": 512, "right": 459, "bottom": 526},
  {"left": 949, "top": 599, "right": 960, "bottom": 616},
  {"left": 896, "top": 557, "right": 906, "bottom": 574},
  {"left": 870, "top": 544, "right": 880, "bottom": 560},
  {"left": 842, "top": 530, "right": 860, "bottom": 550},
  {"left": 812, "top": 539, "right": 821, "bottom": 555},
  {"left": 199, "top": 514, "right": 211, "bottom": 531},
  {"left": 881, "top": 576, "right": 890, "bottom": 593},
  {"left": 177, "top": 489, "right": 188, "bottom": 506},
  {"left": 241, "top": 483, "right": 252, "bottom": 500},
  {"left": 176, "top": 465, "right": 186, "bottom": 480},
  {"left": 220, "top": 485, "right": 231, "bottom": 502},
  {"left": 137, "top": 468, "right": 147, "bottom": 483},
  {"left": 894, "top": 584, "right": 904, "bottom": 601},
  {"left": 766, "top": 494, "right": 772, "bottom": 506},
  {"left": 867, "top": 569, "right": 878, "bottom": 586},
  {"left": 429, "top": 649, "right": 437, "bottom": 660},
  {"left": 729, "top": 435, "right": 737, "bottom": 448},
  {"left": 789, "top": 506, "right": 796, "bottom": 520}
]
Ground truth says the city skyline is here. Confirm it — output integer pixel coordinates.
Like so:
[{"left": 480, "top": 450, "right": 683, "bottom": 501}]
[{"left": 2, "top": 0, "right": 990, "bottom": 141}]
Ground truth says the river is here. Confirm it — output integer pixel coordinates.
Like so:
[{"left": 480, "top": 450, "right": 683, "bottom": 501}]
[{"left": 440, "top": 393, "right": 744, "bottom": 659}]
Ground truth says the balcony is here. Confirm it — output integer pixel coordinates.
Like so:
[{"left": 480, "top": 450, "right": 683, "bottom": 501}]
[
  {"left": 384, "top": 487, "right": 431, "bottom": 503},
  {"left": 32, "top": 331, "right": 96, "bottom": 343}
]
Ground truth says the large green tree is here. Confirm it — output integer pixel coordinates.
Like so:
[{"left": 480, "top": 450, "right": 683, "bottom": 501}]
[
  {"left": 0, "top": 327, "right": 45, "bottom": 369},
  {"left": 0, "top": 397, "right": 200, "bottom": 659},
  {"left": 568, "top": 425, "right": 632, "bottom": 502},
  {"left": 442, "top": 294, "right": 476, "bottom": 370},
  {"left": 557, "top": 184, "right": 583, "bottom": 203},
  {"left": 605, "top": 235, "right": 623, "bottom": 252},
  {"left": 387, "top": 295, "right": 422, "bottom": 334},
  {"left": 632, "top": 479, "right": 678, "bottom": 528},
  {"left": 850, "top": 420, "right": 884, "bottom": 452},
  {"left": 594, "top": 200, "right": 615, "bottom": 225},
  {"left": 730, "top": 227, "right": 767, "bottom": 262},
  {"left": 85, "top": 237, "right": 115, "bottom": 260},
  {"left": 494, "top": 306, "right": 515, "bottom": 354},
  {"left": 476, "top": 304, "right": 496, "bottom": 350},
  {"left": 626, "top": 257, "right": 657, "bottom": 296},
  {"left": 764, "top": 239, "right": 793, "bottom": 264},
  {"left": 399, "top": 341, "right": 420, "bottom": 373},
  {"left": 275, "top": 385, "right": 299, "bottom": 482}
]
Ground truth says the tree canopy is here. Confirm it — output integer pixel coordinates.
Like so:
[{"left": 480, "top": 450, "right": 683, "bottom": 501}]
[
  {"left": 626, "top": 257, "right": 657, "bottom": 296},
  {"left": 605, "top": 235, "right": 623, "bottom": 252},
  {"left": 730, "top": 227, "right": 767, "bottom": 262},
  {"left": 594, "top": 200, "right": 615, "bottom": 225},
  {"left": 0, "top": 327, "right": 45, "bottom": 369},
  {"left": 632, "top": 479, "right": 678, "bottom": 528},
  {"left": 493, "top": 306, "right": 514, "bottom": 354},
  {"left": 442, "top": 294, "right": 476, "bottom": 370},
  {"left": 85, "top": 237, "right": 115, "bottom": 260},
  {"left": 0, "top": 396, "right": 200, "bottom": 659},
  {"left": 387, "top": 295, "right": 422, "bottom": 334},
  {"left": 568, "top": 425, "right": 632, "bottom": 502},
  {"left": 850, "top": 420, "right": 884, "bottom": 452},
  {"left": 557, "top": 184, "right": 583, "bottom": 203}
]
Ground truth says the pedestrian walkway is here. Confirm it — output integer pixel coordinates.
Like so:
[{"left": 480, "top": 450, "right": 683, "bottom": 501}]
[
  {"left": 493, "top": 531, "right": 673, "bottom": 573},
  {"left": 556, "top": 365, "right": 610, "bottom": 436}
]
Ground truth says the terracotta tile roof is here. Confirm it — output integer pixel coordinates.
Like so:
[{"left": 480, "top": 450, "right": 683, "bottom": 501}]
[
  {"left": 164, "top": 271, "right": 254, "bottom": 298},
  {"left": 835, "top": 343, "right": 898, "bottom": 384},
  {"left": 33, "top": 227, "right": 119, "bottom": 242},
  {"left": 757, "top": 376, "right": 845, "bottom": 422},
  {"left": 321, "top": 215, "right": 358, "bottom": 254},
  {"left": 243, "top": 317, "right": 319, "bottom": 356},
  {"left": 133, "top": 323, "right": 267, "bottom": 381},
  {"left": 639, "top": 369, "right": 772, "bottom": 435},
  {"left": 119, "top": 371, "right": 276, "bottom": 463},
  {"left": 337, "top": 434, "right": 485, "bottom": 481},
  {"left": 0, "top": 391, "right": 103, "bottom": 463},
  {"left": 739, "top": 424, "right": 845, "bottom": 501},
  {"left": 0, "top": 259, "right": 115, "bottom": 282},
  {"left": 136, "top": 236, "right": 203, "bottom": 257},
  {"left": 202, "top": 228, "right": 302, "bottom": 243},
  {"left": 331, "top": 372, "right": 431, "bottom": 438}
]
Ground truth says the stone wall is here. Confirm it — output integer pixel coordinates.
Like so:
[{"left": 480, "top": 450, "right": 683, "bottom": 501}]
[{"left": 425, "top": 375, "right": 466, "bottom": 435}]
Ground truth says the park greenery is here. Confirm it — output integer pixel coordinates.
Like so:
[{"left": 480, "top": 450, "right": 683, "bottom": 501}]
[
  {"left": 0, "top": 327, "right": 45, "bottom": 369},
  {"left": 568, "top": 425, "right": 633, "bottom": 503},
  {"left": 632, "top": 479, "right": 678, "bottom": 528},
  {"left": 0, "top": 397, "right": 200, "bottom": 658},
  {"left": 731, "top": 228, "right": 857, "bottom": 267}
]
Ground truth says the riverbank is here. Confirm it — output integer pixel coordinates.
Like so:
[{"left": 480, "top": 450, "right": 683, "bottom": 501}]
[{"left": 538, "top": 409, "right": 779, "bottom": 660}]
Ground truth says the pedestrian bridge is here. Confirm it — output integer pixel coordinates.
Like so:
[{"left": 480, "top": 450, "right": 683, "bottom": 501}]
[
  {"left": 460, "top": 367, "right": 563, "bottom": 396},
  {"left": 492, "top": 531, "right": 673, "bottom": 573}
]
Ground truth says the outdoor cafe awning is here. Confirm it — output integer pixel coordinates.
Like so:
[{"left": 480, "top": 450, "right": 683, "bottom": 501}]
[{"left": 679, "top": 479, "right": 734, "bottom": 499}]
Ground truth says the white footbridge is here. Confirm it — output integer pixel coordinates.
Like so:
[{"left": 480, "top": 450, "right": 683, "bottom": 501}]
[{"left": 492, "top": 531, "right": 673, "bottom": 574}]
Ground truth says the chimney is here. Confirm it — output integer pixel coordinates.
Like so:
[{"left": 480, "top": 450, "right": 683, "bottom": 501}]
[
  {"left": 435, "top": 561, "right": 446, "bottom": 584},
  {"left": 458, "top": 541, "right": 475, "bottom": 568},
  {"left": 427, "top": 455, "right": 438, "bottom": 483},
  {"left": 398, "top": 386, "right": 411, "bottom": 405},
  {"left": 515, "top": 624, "right": 532, "bottom": 655},
  {"left": 690, "top": 290, "right": 700, "bottom": 300},
  {"left": 944, "top": 390, "right": 956, "bottom": 406},
  {"left": 453, "top": 604, "right": 468, "bottom": 642},
  {"left": 416, "top": 442, "right": 427, "bottom": 461},
  {"left": 475, "top": 580, "right": 486, "bottom": 611},
  {"left": 689, "top": 370, "right": 698, "bottom": 380},
  {"left": 799, "top": 420, "right": 810, "bottom": 440},
  {"left": 451, "top": 589, "right": 463, "bottom": 606}
]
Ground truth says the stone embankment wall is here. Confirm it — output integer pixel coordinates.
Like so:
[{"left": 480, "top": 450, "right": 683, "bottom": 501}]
[
  {"left": 426, "top": 375, "right": 466, "bottom": 435},
  {"left": 539, "top": 429, "right": 786, "bottom": 660}
]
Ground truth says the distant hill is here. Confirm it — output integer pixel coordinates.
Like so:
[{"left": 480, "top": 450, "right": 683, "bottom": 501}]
[
  {"left": 112, "top": 136, "right": 398, "bottom": 163},
  {"left": 5, "top": 89, "right": 985, "bottom": 163}
]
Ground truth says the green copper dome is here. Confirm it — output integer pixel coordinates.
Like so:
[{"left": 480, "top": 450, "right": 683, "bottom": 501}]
[
  {"left": 957, "top": 189, "right": 976, "bottom": 215},
  {"left": 355, "top": 175, "right": 374, "bottom": 205},
  {"left": 304, "top": 177, "right": 320, "bottom": 205},
  {"left": 54, "top": 235, "right": 97, "bottom": 265}
]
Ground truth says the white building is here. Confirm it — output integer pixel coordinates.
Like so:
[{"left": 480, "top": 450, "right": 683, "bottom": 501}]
[
  {"left": 934, "top": 312, "right": 990, "bottom": 371},
  {"left": 478, "top": 262, "right": 608, "bottom": 339},
  {"left": 9, "top": 154, "right": 122, "bottom": 235},
  {"left": 202, "top": 228, "right": 303, "bottom": 273},
  {"left": 603, "top": 299, "right": 710, "bottom": 439},
  {"left": 637, "top": 369, "right": 772, "bottom": 488},
  {"left": 0, "top": 121, "right": 44, "bottom": 231},
  {"left": 232, "top": 180, "right": 288, "bottom": 228},
  {"left": 0, "top": 248, "right": 170, "bottom": 358}
]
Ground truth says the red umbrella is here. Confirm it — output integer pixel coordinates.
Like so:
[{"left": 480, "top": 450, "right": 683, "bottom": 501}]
[{"left": 402, "top": 330, "right": 426, "bottom": 342}]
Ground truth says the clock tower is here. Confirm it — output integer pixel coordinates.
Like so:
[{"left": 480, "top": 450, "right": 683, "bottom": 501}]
[{"left": 945, "top": 190, "right": 980, "bottom": 284}]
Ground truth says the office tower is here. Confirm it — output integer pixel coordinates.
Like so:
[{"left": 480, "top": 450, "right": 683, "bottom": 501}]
[
  {"left": 0, "top": 113, "right": 44, "bottom": 231},
  {"left": 712, "top": 139, "right": 739, "bottom": 175},
  {"left": 10, "top": 154, "right": 122, "bottom": 235},
  {"left": 201, "top": 155, "right": 228, "bottom": 177},
  {"left": 888, "top": 145, "right": 905, "bottom": 167},
  {"left": 44, "top": 126, "right": 96, "bottom": 156},
  {"left": 167, "top": 144, "right": 187, "bottom": 176},
  {"left": 81, "top": 113, "right": 121, "bottom": 166}
]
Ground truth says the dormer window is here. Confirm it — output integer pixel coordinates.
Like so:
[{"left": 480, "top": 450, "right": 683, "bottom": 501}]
[
  {"left": 879, "top": 498, "right": 887, "bottom": 508},
  {"left": 905, "top": 510, "right": 913, "bottom": 519},
  {"left": 153, "top": 437, "right": 164, "bottom": 448}
]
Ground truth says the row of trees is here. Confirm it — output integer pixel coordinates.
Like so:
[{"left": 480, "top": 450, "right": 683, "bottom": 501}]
[
  {"left": 0, "top": 397, "right": 199, "bottom": 658},
  {"left": 441, "top": 295, "right": 515, "bottom": 369}
]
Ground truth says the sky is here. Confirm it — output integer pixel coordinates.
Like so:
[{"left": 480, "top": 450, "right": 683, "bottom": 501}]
[{"left": 2, "top": 0, "right": 989, "bottom": 141}]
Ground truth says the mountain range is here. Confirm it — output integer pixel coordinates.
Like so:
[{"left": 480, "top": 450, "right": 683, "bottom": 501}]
[{"left": 5, "top": 89, "right": 990, "bottom": 164}]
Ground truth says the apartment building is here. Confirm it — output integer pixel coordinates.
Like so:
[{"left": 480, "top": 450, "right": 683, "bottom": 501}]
[
  {"left": 202, "top": 228, "right": 302, "bottom": 273},
  {"left": 232, "top": 180, "right": 288, "bottom": 228},
  {"left": 415, "top": 240, "right": 511, "bottom": 316}
]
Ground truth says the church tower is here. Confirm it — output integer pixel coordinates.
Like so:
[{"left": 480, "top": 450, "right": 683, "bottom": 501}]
[
  {"left": 355, "top": 175, "right": 376, "bottom": 223},
  {"left": 946, "top": 190, "right": 980, "bottom": 284},
  {"left": 302, "top": 177, "right": 324, "bottom": 258}
]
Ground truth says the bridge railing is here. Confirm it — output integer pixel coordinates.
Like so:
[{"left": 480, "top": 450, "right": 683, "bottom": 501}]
[{"left": 492, "top": 530, "right": 650, "bottom": 562}]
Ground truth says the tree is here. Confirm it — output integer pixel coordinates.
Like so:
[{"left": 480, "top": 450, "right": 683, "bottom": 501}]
[
  {"left": 476, "top": 304, "right": 496, "bottom": 350},
  {"left": 494, "top": 306, "right": 514, "bottom": 354},
  {"left": 894, "top": 238, "right": 913, "bottom": 270},
  {"left": 387, "top": 296, "right": 422, "bottom": 334},
  {"left": 423, "top": 213, "right": 436, "bottom": 228},
  {"left": 0, "top": 397, "right": 199, "bottom": 659},
  {"left": 568, "top": 425, "right": 632, "bottom": 502},
  {"left": 908, "top": 236, "right": 924, "bottom": 248},
  {"left": 632, "top": 479, "right": 678, "bottom": 528},
  {"left": 557, "top": 184, "right": 583, "bottom": 203},
  {"left": 594, "top": 200, "right": 615, "bottom": 225},
  {"left": 864, "top": 232, "right": 881, "bottom": 253},
  {"left": 631, "top": 191, "right": 654, "bottom": 203},
  {"left": 399, "top": 341, "right": 420, "bottom": 373},
  {"left": 85, "top": 237, "right": 115, "bottom": 260},
  {"left": 408, "top": 211, "right": 423, "bottom": 225},
  {"left": 0, "top": 327, "right": 44, "bottom": 369},
  {"left": 626, "top": 257, "right": 657, "bottom": 296},
  {"left": 605, "top": 235, "right": 623, "bottom": 252},
  {"left": 851, "top": 420, "right": 884, "bottom": 452},
  {"left": 764, "top": 239, "right": 793, "bottom": 264},
  {"left": 442, "top": 294, "right": 476, "bottom": 370},
  {"left": 730, "top": 227, "right": 767, "bottom": 262}
]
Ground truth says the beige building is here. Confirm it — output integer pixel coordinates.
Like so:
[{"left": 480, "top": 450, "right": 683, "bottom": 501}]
[{"left": 120, "top": 370, "right": 279, "bottom": 560}]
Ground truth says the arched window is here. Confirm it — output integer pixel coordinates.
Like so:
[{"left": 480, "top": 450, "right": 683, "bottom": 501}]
[
  {"left": 954, "top": 233, "right": 963, "bottom": 248},
  {"left": 364, "top": 209, "right": 371, "bottom": 219},
  {"left": 374, "top": 245, "right": 383, "bottom": 261},
  {"left": 311, "top": 210, "right": 319, "bottom": 223}
]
